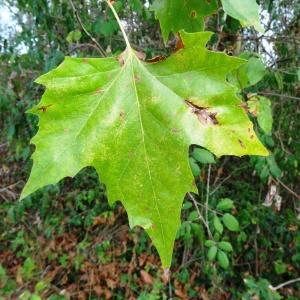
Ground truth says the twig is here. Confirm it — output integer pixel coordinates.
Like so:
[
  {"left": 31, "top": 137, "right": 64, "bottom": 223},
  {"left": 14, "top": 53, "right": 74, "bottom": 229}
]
[
  {"left": 105, "top": 0, "right": 131, "bottom": 49},
  {"left": 270, "top": 277, "right": 300, "bottom": 291},
  {"left": 188, "top": 192, "right": 212, "bottom": 239},
  {"left": 273, "top": 178, "right": 300, "bottom": 200},
  {"left": 206, "top": 164, "right": 211, "bottom": 225},
  {"left": 69, "top": 43, "right": 106, "bottom": 54},
  {"left": 258, "top": 92, "right": 300, "bottom": 101},
  {"left": 68, "top": 0, "right": 106, "bottom": 57}
]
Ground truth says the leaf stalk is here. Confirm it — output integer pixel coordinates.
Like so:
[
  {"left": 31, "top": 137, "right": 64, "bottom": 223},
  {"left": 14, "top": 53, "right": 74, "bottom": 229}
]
[{"left": 105, "top": 0, "right": 131, "bottom": 49}]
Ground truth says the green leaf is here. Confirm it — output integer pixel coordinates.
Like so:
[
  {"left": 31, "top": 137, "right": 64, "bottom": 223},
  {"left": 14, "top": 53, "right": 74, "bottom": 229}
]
[
  {"left": 0, "top": 264, "right": 6, "bottom": 278},
  {"left": 192, "top": 148, "right": 215, "bottom": 164},
  {"left": 217, "top": 250, "right": 229, "bottom": 269},
  {"left": 221, "top": 0, "right": 263, "bottom": 32},
  {"left": 218, "top": 241, "right": 233, "bottom": 252},
  {"left": 267, "top": 155, "right": 282, "bottom": 178},
  {"left": 189, "top": 157, "right": 201, "bottom": 177},
  {"left": 213, "top": 215, "right": 224, "bottom": 234},
  {"left": 187, "top": 211, "right": 198, "bottom": 222},
  {"left": 152, "top": 0, "right": 218, "bottom": 42},
  {"left": 208, "top": 245, "right": 218, "bottom": 261},
  {"left": 21, "top": 31, "right": 267, "bottom": 268},
  {"left": 216, "top": 198, "right": 234, "bottom": 211},
  {"left": 230, "top": 55, "right": 266, "bottom": 89},
  {"left": 204, "top": 240, "right": 215, "bottom": 247},
  {"left": 223, "top": 213, "right": 240, "bottom": 232},
  {"left": 248, "top": 96, "right": 273, "bottom": 134},
  {"left": 66, "top": 30, "right": 81, "bottom": 43}
]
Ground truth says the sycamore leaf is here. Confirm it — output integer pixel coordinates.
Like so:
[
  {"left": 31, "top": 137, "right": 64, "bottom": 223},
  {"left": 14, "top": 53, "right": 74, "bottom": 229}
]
[
  {"left": 21, "top": 31, "right": 267, "bottom": 268},
  {"left": 152, "top": 0, "right": 218, "bottom": 42},
  {"left": 221, "top": 0, "right": 263, "bottom": 32}
]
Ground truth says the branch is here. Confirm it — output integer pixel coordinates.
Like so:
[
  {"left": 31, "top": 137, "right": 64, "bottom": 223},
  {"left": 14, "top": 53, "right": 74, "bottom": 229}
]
[
  {"left": 270, "top": 277, "right": 300, "bottom": 291},
  {"left": 258, "top": 92, "right": 300, "bottom": 101},
  {"left": 188, "top": 192, "right": 212, "bottom": 239},
  {"left": 272, "top": 178, "right": 300, "bottom": 200},
  {"left": 68, "top": 0, "right": 106, "bottom": 57}
]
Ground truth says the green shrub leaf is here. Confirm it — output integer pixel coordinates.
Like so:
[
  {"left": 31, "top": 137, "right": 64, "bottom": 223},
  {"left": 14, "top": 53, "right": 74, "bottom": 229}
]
[
  {"left": 223, "top": 214, "right": 240, "bottom": 232},
  {"left": 213, "top": 216, "right": 224, "bottom": 234},
  {"left": 192, "top": 148, "right": 216, "bottom": 164},
  {"left": 216, "top": 198, "right": 234, "bottom": 211},
  {"left": 218, "top": 241, "right": 233, "bottom": 252},
  {"left": 208, "top": 245, "right": 218, "bottom": 261},
  {"left": 217, "top": 250, "right": 230, "bottom": 269}
]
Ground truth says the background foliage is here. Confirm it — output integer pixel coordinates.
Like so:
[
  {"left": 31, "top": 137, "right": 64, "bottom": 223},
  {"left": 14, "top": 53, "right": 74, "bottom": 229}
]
[{"left": 0, "top": 0, "right": 299, "bottom": 299}]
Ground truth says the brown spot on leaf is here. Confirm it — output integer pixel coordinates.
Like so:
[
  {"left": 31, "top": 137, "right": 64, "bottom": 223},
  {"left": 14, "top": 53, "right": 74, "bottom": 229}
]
[
  {"left": 94, "top": 88, "right": 103, "bottom": 94},
  {"left": 119, "top": 112, "right": 125, "bottom": 122},
  {"left": 37, "top": 104, "right": 53, "bottom": 112},
  {"left": 134, "top": 75, "right": 141, "bottom": 82},
  {"left": 82, "top": 58, "right": 89, "bottom": 64},
  {"left": 238, "top": 139, "right": 246, "bottom": 148},
  {"left": 190, "top": 10, "right": 197, "bottom": 18},
  {"left": 175, "top": 33, "right": 184, "bottom": 52},
  {"left": 117, "top": 51, "right": 126, "bottom": 66},
  {"left": 147, "top": 55, "right": 166, "bottom": 63},
  {"left": 185, "top": 100, "right": 218, "bottom": 125},
  {"left": 172, "top": 127, "right": 179, "bottom": 134},
  {"left": 239, "top": 102, "right": 249, "bottom": 113},
  {"left": 250, "top": 135, "right": 254, "bottom": 139}
]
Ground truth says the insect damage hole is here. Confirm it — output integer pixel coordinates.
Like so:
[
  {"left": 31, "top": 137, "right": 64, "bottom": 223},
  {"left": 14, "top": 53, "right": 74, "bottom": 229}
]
[{"left": 185, "top": 100, "right": 218, "bottom": 126}]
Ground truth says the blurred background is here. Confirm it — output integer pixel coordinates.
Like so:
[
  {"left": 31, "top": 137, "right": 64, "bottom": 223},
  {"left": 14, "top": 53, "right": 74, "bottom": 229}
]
[{"left": 0, "top": 0, "right": 299, "bottom": 299}]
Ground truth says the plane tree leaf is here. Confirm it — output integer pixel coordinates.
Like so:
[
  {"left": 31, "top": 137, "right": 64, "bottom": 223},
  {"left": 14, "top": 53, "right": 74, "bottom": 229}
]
[
  {"left": 21, "top": 31, "right": 268, "bottom": 268},
  {"left": 221, "top": 0, "right": 263, "bottom": 32},
  {"left": 152, "top": 0, "right": 218, "bottom": 42}
]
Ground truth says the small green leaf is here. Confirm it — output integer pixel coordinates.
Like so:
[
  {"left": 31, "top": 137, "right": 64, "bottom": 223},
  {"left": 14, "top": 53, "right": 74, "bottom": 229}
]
[
  {"left": 223, "top": 213, "right": 240, "bottom": 232},
  {"left": 213, "top": 216, "right": 224, "bottom": 234},
  {"left": 204, "top": 240, "right": 215, "bottom": 247},
  {"left": 0, "top": 264, "right": 6, "bottom": 278},
  {"left": 275, "top": 261, "right": 287, "bottom": 275},
  {"left": 192, "top": 148, "right": 216, "bottom": 164},
  {"left": 216, "top": 198, "right": 234, "bottom": 211},
  {"left": 257, "top": 97, "right": 273, "bottom": 134},
  {"left": 217, "top": 250, "right": 229, "bottom": 269},
  {"left": 218, "top": 241, "right": 233, "bottom": 252},
  {"left": 267, "top": 155, "right": 282, "bottom": 178},
  {"left": 221, "top": 0, "right": 263, "bottom": 32},
  {"left": 66, "top": 30, "right": 82, "bottom": 43},
  {"left": 30, "top": 295, "right": 42, "bottom": 300},
  {"left": 35, "top": 280, "right": 48, "bottom": 292},
  {"left": 189, "top": 157, "right": 201, "bottom": 177},
  {"left": 188, "top": 211, "right": 198, "bottom": 222},
  {"left": 208, "top": 245, "right": 218, "bottom": 261},
  {"left": 230, "top": 56, "right": 266, "bottom": 89}
]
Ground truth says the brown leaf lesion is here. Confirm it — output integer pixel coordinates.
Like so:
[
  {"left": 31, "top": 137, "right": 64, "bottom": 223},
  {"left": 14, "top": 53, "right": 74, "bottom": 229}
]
[
  {"left": 185, "top": 99, "right": 218, "bottom": 125},
  {"left": 37, "top": 104, "right": 53, "bottom": 112}
]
